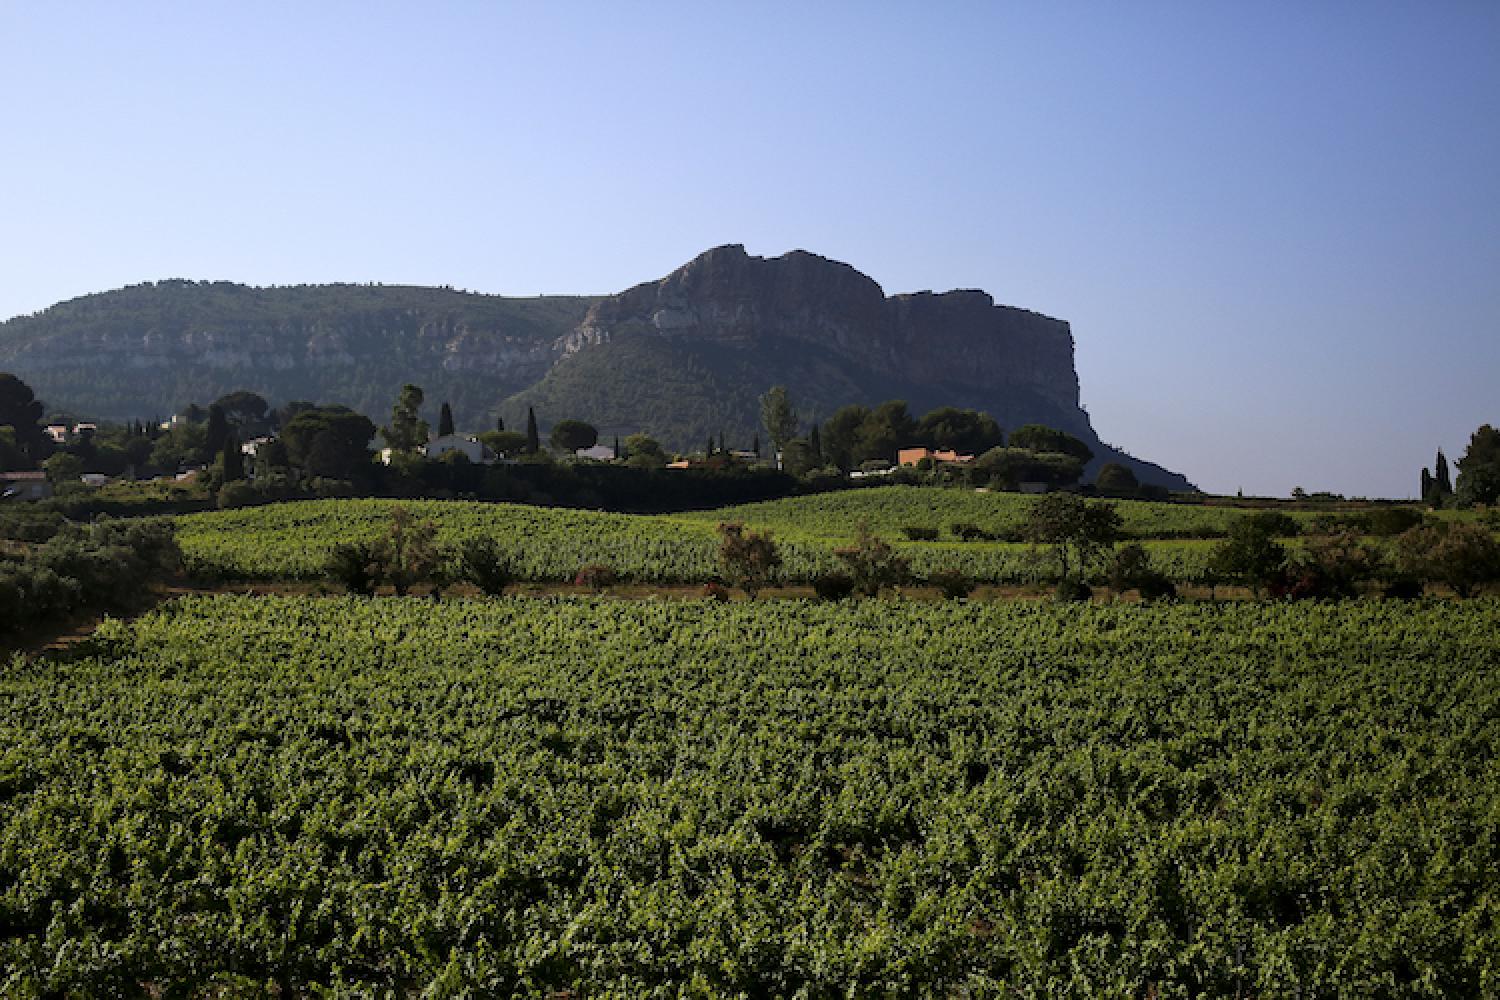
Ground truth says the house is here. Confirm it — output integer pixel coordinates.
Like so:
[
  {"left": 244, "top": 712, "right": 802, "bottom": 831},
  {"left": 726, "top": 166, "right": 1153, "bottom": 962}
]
[
  {"left": 575, "top": 444, "right": 616, "bottom": 461},
  {"left": 80, "top": 473, "right": 110, "bottom": 488},
  {"left": 424, "top": 435, "right": 494, "bottom": 464},
  {"left": 44, "top": 424, "right": 70, "bottom": 444},
  {"left": 897, "top": 447, "right": 975, "bottom": 467},
  {"left": 0, "top": 471, "right": 52, "bottom": 501},
  {"left": 241, "top": 436, "right": 274, "bottom": 457}
]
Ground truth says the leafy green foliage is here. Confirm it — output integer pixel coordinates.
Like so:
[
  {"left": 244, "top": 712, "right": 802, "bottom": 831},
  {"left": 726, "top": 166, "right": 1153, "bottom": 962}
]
[
  {"left": 549, "top": 419, "right": 598, "bottom": 454},
  {"left": 832, "top": 522, "right": 911, "bottom": 596},
  {"left": 4, "top": 597, "right": 1495, "bottom": 993},
  {"left": 1026, "top": 493, "right": 1122, "bottom": 583},
  {"left": 1008, "top": 423, "right": 1094, "bottom": 463}
]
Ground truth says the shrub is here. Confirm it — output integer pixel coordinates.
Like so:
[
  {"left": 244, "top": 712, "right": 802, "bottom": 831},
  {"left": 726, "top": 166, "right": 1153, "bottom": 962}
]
[
  {"left": 216, "top": 481, "right": 258, "bottom": 509},
  {"left": 327, "top": 542, "right": 377, "bottom": 596},
  {"left": 702, "top": 581, "right": 731, "bottom": 603},
  {"left": 1054, "top": 579, "right": 1093, "bottom": 602},
  {"left": 1211, "top": 516, "right": 1288, "bottom": 598},
  {"left": 902, "top": 525, "right": 939, "bottom": 542},
  {"left": 927, "top": 569, "right": 975, "bottom": 600},
  {"left": 1364, "top": 506, "right": 1425, "bottom": 537},
  {"left": 1395, "top": 522, "right": 1500, "bottom": 597},
  {"left": 371, "top": 506, "right": 442, "bottom": 596},
  {"left": 1107, "top": 543, "right": 1176, "bottom": 600},
  {"left": 455, "top": 536, "right": 513, "bottom": 596},
  {"left": 1285, "top": 529, "right": 1381, "bottom": 598},
  {"left": 950, "top": 522, "right": 996, "bottom": 542},
  {"left": 1027, "top": 494, "right": 1122, "bottom": 584},
  {"left": 833, "top": 522, "right": 911, "bottom": 597},
  {"left": 575, "top": 563, "right": 617, "bottom": 593},
  {"left": 811, "top": 572, "right": 856, "bottom": 601},
  {"left": 717, "top": 521, "right": 782, "bottom": 598}
]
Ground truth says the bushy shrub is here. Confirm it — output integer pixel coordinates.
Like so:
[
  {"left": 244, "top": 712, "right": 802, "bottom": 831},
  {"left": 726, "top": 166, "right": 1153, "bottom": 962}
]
[
  {"left": 716, "top": 521, "right": 781, "bottom": 598},
  {"left": 327, "top": 542, "right": 377, "bottom": 596},
  {"left": 0, "top": 506, "right": 65, "bottom": 542},
  {"left": 455, "top": 537, "right": 513, "bottom": 596},
  {"left": 1364, "top": 506, "right": 1425, "bottom": 537},
  {"left": 927, "top": 569, "right": 975, "bottom": 600},
  {"left": 833, "top": 523, "right": 911, "bottom": 597},
  {"left": 1054, "top": 579, "right": 1093, "bottom": 602},
  {"left": 702, "top": 581, "right": 731, "bottom": 603},
  {"left": 1395, "top": 522, "right": 1500, "bottom": 597},
  {"left": 811, "top": 572, "right": 856, "bottom": 601},
  {"left": 575, "top": 564, "right": 617, "bottom": 593},
  {"left": 1107, "top": 543, "right": 1177, "bottom": 601},
  {"left": 903, "top": 525, "right": 939, "bottom": 542},
  {"left": 216, "top": 481, "right": 258, "bottom": 509},
  {"left": 950, "top": 522, "right": 997, "bottom": 542}
]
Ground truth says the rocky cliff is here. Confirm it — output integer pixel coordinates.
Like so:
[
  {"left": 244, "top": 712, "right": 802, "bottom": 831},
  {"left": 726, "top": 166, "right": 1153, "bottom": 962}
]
[{"left": 0, "top": 249, "right": 1193, "bottom": 489}]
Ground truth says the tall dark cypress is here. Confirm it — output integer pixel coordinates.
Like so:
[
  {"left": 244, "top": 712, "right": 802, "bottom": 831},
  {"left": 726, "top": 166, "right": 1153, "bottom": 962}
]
[
  {"left": 1436, "top": 450, "right": 1453, "bottom": 496},
  {"left": 613, "top": 436, "right": 621, "bottom": 460},
  {"left": 1420, "top": 467, "right": 1434, "bottom": 503},
  {"left": 221, "top": 431, "right": 244, "bottom": 482},
  {"left": 525, "top": 408, "right": 540, "bottom": 454},
  {"left": 203, "top": 404, "right": 230, "bottom": 463},
  {"left": 752, "top": 434, "right": 760, "bottom": 457},
  {"left": 809, "top": 425, "right": 823, "bottom": 467},
  {"left": 496, "top": 415, "right": 505, "bottom": 432},
  {"left": 438, "top": 402, "right": 455, "bottom": 438}
]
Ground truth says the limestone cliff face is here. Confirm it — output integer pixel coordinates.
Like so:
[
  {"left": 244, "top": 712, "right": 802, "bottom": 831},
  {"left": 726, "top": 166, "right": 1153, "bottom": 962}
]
[{"left": 562, "top": 244, "right": 1083, "bottom": 420}]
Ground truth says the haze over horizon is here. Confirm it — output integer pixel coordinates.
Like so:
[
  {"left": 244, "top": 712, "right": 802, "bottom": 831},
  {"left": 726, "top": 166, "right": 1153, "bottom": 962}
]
[{"left": 3, "top": 2, "right": 1496, "bottom": 499}]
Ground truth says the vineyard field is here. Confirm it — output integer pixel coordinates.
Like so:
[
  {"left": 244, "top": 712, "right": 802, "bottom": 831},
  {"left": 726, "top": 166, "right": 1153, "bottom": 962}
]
[
  {"left": 2, "top": 596, "right": 1496, "bottom": 995},
  {"left": 174, "top": 491, "right": 1281, "bottom": 586}
]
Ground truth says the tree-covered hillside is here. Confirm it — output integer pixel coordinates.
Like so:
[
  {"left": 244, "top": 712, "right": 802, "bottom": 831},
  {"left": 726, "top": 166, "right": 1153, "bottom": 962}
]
[{"left": 0, "top": 280, "right": 598, "bottom": 424}]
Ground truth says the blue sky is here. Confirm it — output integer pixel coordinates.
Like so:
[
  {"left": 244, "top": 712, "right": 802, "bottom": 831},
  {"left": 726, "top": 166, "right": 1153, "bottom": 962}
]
[{"left": 2, "top": 2, "right": 1496, "bottom": 497}]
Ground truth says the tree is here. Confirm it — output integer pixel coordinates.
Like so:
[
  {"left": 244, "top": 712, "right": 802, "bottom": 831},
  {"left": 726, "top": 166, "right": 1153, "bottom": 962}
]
[
  {"left": 438, "top": 402, "right": 456, "bottom": 438},
  {"left": 525, "top": 407, "right": 540, "bottom": 454},
  {"left": 382, "top": 384, "right": 429, "bottom": 453},
  {"left": 213, "top": 391, "right": 270, "bottom": 433},
  {"left": 370, "top": 505, "right": 442, "bottom": 596},
  {"left": 495, "top": 415, "right": 505, "bottom": 432},
  {"left": 550, "top": 419, "right": 599, "bottom": 453},
  {"left": 202, "top": 404, "right": 231, "bottom": 463},
  {"left": 915, "top": 407, "right": 1004, "bottom": 455},
  {"left": 808, "top": 425, "right": 824, "bottom": 467},
  {"left": 1010, "top": 424, "right": 1094, "bottom": 463},
  {"left": 1420, "top": 467, "right": 1435, "bottom": 505},
  {"left": 0, "top": 372, "right": 49, "bottom": 463},
  {"left": 1095, "top": 463, "right": 1139, "bottom": 495},
  {"left": 1456, "top": 424, "right": 1500, "bottom": 506},
  {"left": 1026, "top": 493, "right": 1122, "bottom": 585},
  {"left": 282, "top": 407, "right": 376, "bottom": 480},
  {"left": 479, "top": 430, "right": 528, "bottom": 457},
  {"left": 42, "top": 452, "right": 84, "bottom": 488},
  {"left": 759, "top": 386, "right": 799, "bottom": 464},
  {"left": 220, "top": 431, "right": 245, "bottom": 482},
  {"left": 752, "top": 433, "right": 761, "bottom": 458},
  {"left": 613, "top": 436, "right": 622, "bottom": 461},
  {"left": 854, "top": 401, "right": 917, "bottom": 465},
  {"left": 1210, "top": 512, "right": 1289, "bottom": 598},
  {"left": 623, "top": 433, "right": 666, "bottom": 468},
  {"left": 716, "top": 522, "right": 782, "bottom": 598},
  {"left": 820, "top": 404, "right": 869, "bottom": 471},
  {"left": 1435, "top": 449, "right": 1453, "bottom": 498},
  {"left": 975, "top": 447, "right": 1084, "bottom": 490}
]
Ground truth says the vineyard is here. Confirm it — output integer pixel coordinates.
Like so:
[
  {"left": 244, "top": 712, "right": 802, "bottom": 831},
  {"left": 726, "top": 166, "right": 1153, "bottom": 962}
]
[
  {"left": 175, "top": 490, "right": 1322, "bottom": 587},
  {"left": 2, "top": 596, "right": 1496, "bottom": 995}
]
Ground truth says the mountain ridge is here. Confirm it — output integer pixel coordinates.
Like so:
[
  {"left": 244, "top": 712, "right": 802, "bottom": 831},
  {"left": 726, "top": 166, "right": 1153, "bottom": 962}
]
[{"left": 0, "top": 250, "right": 1194, "bottom": 489}]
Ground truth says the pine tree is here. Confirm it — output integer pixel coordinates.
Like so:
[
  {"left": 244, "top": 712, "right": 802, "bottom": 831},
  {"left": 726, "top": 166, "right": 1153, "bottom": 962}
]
[
  {"left": 525, "top": 408, "right": 539, "bottom": 454},
  {"left": 438, "top": 402, "right": 455, "bottom": 438}
]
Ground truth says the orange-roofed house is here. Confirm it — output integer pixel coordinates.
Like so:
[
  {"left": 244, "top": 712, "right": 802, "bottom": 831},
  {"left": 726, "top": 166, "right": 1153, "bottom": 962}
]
[{"left": 897, "top": 447, "right": 975, "bottom": 467}]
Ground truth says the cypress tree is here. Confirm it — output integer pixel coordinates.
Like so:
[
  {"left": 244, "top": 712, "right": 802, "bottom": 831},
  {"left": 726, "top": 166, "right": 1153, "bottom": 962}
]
[
  {"left": 706, "top": 435, "right": 715, "bottom": 457},
  {"left": 810, "top": 425, "right": 823, "bottom": 467},
  {"left": 752, "top": 433, "right": 760, "bottom": 457},
  {"left": 718, "top": 430, "right": 725, "bottom": 454},
  {"left": 496, "top": 415, "right": 505, "bottom": 432},
  {"left": 221, "top": 431, "right": 244, "bottom": 482},
  {"left": 613, "top": 436, "right": 621, "bottom": 460},
  {"left": 1436, "top": 450, "right": 1453, "bottom": 496},
  {"left": 1420, "top": 467, "right": 1434, "bottom": 504},
  {"left": 203, "top": 404, "right": 230, "bottom": 463},
  {"left": 438, "top": 402, "right": 455, "bottom": 438},
  {"left": 525, "top": 408, "right": 539, "bottom": 454}
]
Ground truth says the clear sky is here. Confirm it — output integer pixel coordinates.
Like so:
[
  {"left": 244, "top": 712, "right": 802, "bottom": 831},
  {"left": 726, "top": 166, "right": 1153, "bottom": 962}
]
[{"left": 2, "top": 2, "right": 1496, "bottom": 497}]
